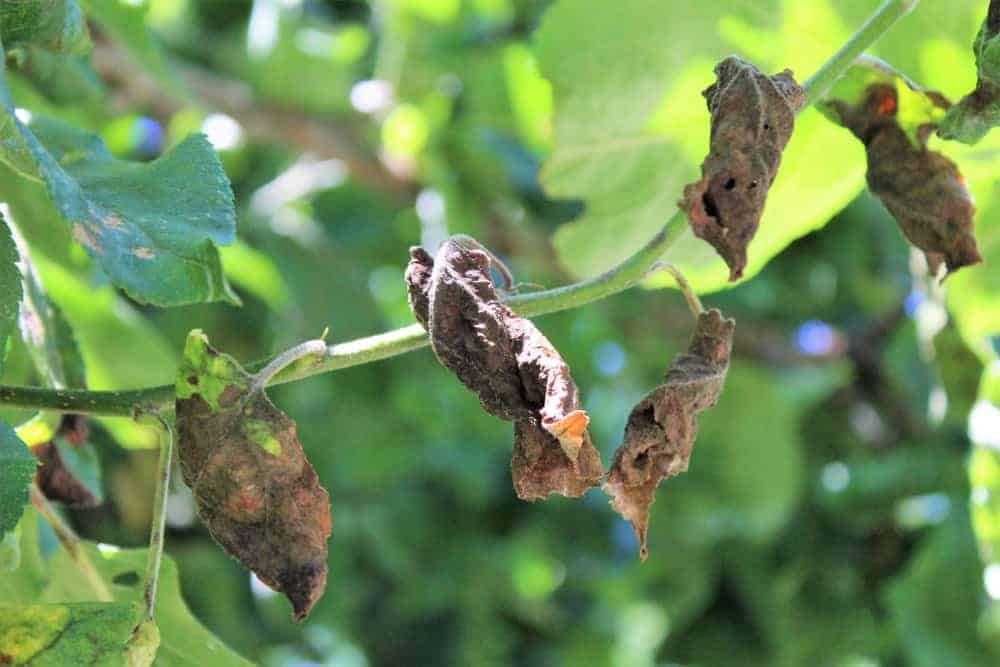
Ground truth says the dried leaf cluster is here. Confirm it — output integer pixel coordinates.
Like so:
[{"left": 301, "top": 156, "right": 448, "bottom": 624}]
[
  {"left": 681, "top": 56, "right": 805, "bottom": 281},
  {"left": 406, "top": 239, "right": 734, "bottom": 558}
]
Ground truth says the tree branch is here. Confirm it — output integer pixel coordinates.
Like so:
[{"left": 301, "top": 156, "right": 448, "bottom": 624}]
[{"left": 0, "top": 0, "right": 918, "bottom": 418}]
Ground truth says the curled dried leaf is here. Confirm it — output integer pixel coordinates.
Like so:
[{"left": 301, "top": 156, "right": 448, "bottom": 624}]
[
  {"left": 175, "top": 331, "right": 331, "bottom": 621},
  {"left": 406, "top": 240, "right": 603, "bottom": 499},
  {"left": 830, "top": 84, "right": 981, "bottom": 275},
  {"left": 605, "top": 309, "right": 734, "bottom": 560},
  {"left": 680, "top": 57, "right": 804, "bottom": 281},
  {"left": 31, "top": 415, "right": 100, "bottom": 509}
]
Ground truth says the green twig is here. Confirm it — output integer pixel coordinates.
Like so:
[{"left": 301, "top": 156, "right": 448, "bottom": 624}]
[
  {"left": 30, "top": 484, "right": 112, "bottom": 602},
  {"left": 0, "top": 0, "right": 916, "bottom": 418},
  {"left": 142, "top": 416, "right": 173, "bottom": 621}
]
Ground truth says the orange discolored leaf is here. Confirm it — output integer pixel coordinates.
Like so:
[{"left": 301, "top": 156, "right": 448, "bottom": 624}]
[
  {"left": 175, "top": 331, "right": 331, "bottom": 621},
  {"left": 605, "top": 309, "right": 734, "bottom": 560},
  {"left": 406, "top": 239, "right": 603, "bottom": 500},
  {"left": 680, "top": 57, "right": 805, "bottom": 281},
  {"left": 829, "top": 84, "right": 981, "bottom": 276}
]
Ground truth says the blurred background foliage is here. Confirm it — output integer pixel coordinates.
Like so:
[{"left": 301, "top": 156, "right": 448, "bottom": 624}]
[{"left": 1, "top": 0, "right": 1000, "bottom": 665}]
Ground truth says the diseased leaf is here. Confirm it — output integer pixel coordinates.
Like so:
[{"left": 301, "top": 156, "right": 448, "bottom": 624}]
[
  {"left": 41, "top": 543, "right": 252, "bottom": 666},
  {"left": 406, "top": 239, "right": 603, "bottom": 500},
  {"left": 938, "top": 0, "right": 1000, "bottom": 144},
  {"left": 0, "top": 421, "right": 35, "bottom": 540},
  {"left": 123, "top": 619, "right": 159, "bottom": 667},
  {"left": 0, "top": 213, "right": 23, "bottom": 375},
  {"left": 0, "top": 54, "right": 239, "bottom": 307},
  {"left": 0, "top": 602, "right": 140, "bottom": 666},
  {"left": 826, "top": 83, "right": 981, "bottom": 276},
  {"left": 680, "top": 57, "right": 804, "bottom": 281},
  {"left": 605, "top": 308, "right": 734, "bottom": 560},
  {"left": 175, "top": 331, "right": 331, "bottom": 620},
  {"left": 0, "top": 0, "right": 90, "bottom": 56},
  {"left": 31, "top": 415, "right": 101, "bottom": 509}
]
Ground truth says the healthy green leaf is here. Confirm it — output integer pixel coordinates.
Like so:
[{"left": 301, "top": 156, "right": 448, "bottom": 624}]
[
  {"left": 42, "top": 544, "right": 253, "bottom": 666},
  {"left": 535, "top": 0, "right": 866, "bottom": 293},
  {"left": 939, "top": 0, "right": 1000, "bottom": 144},
  {"left": 0, "top": 602, "right": 142, "bottom": 666},
  {"left": 0, "top": 420, "right": 35, "bottom": 540},
  {"left": 0, "top": 56, "right": 239, "bottom": 306},
  {"left": 0, "top": 212, "right": 23, "bottom": 374},
  {"left": 0, "top": 508, "right": 48, "bottom": 600},
  {"left": 0, "top": 0, "right": 90, "bottom": 56}
]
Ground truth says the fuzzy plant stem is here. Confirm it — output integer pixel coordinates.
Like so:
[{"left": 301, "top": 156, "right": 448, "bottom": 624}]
[
  {"left": 142, "top": 416, "right": 173, "bottom": 621},
  {"left": 0, "top": 0, "right": 918, "bottom": 418}
]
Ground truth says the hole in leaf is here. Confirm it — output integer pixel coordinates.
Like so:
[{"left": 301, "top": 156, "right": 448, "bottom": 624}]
[
  {"left": 702, "top": 193, "right": 720, "bottom": 221},
  {"left": 763, "top": 123, "right": 770, "bottom": 130},
  {"left": 113, "top": 571, "right": 140, "bottom": 587},
  {"left": 723, "top": 178, "right": 736, "bottom": 190},
  {"left": 749, "top": 181, "right": 758, "bottom": 189}
]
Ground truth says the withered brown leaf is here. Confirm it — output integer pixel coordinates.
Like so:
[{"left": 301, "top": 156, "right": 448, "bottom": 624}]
[
  {"left": 681, "top": 57, "right": 805, "bottom": 281},
  {"left": 406, "top": 239, "right": 603, "bottom": 499},
  {"left": 605, "top": 309, "right": 734, "bottom": 560},
  {"left": 30, "top": 415, "right": 100, "bottom": 509},
  {"left": 830, "top": 84, "right": 981, "bottom": 275},
  {"left": 175, "top": 331, "right": 331, "bottom": 621}
]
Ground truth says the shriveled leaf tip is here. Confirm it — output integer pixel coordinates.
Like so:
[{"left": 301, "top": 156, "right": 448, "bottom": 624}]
[
  {"left": 175, "top": 330, "right": 331, "bottom": 620},
  {"left": 681, "top": 57, "right": 804, "bottom": 281},
  {"left": 605, "top": 309, "right": 735, "bottom": 560}
]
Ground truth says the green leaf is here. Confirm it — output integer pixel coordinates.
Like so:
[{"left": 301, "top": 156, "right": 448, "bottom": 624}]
[
  {"left": 885, "top": 507, "right": 1000, "bottom": 666},
  {"left": 0, "top": 420, "right": 35, "bottom": 540},
  {"left": 535, "top": 0, "right": 867, "bottom": 292},
  {"left": 0, "top": 0, "right": 90, "bottom": 55},
  {"left": 0, "top": 508, "right": 49, "bottom": 600},
  {"left": 939, "top": 3, "right": 1000, "bottom": 144},
  {"left": 0, "top": 602, "right": 141, "bottom": 666},
  {"left": 0, "top": 57, "right": 239, "bottom": 306},
  {"left": 0, "top": 212, "right": 24, "bottom": 374},
  {"left": 42, "top": 544, "right": 253, "bottom": 666}
]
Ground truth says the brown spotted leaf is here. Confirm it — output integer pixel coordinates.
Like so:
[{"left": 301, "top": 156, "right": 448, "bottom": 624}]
[
  {"left": 828, "top": 84, "right": 981, "bottom": 276},
  {"left": 175, "top": 330, "right": 331, "bottom": 621},
  {"left": 31, "top": 415, "right": 100, "bottom": 509},
  {"left": 605, "top": 309, "right": 734, "bottom": 560},
  {"left": 406, "top": 239, "right": 603, "bottom": 499},
  {"left": 680, "top": 57, "right": 804, "bottom": 281}
]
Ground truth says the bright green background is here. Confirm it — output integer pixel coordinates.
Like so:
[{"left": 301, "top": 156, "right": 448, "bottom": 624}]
[{"left": 1, "top": 0, "right": 999, "bottom": 665}]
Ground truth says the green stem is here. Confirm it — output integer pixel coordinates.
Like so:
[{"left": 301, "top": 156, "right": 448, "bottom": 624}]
[
  {"left": 0, "top": 0, "right": 915, "bottom": 418},
  {"left": 142, "top": 416, "right": 173, "bottom": 621}
]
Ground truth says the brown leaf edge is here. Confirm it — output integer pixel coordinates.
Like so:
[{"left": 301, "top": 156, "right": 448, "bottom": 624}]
[
  {"left": 604, "top": 308, "right": 735, "bottom": 560},
  {"left": 30, "top": 415, "right": 99, "bottom": 509},
  {"left": 175, "top": 331, "right": 332, "bottom": 621},
  {"left": 680, "top": 56, "right": 805, "bottom": 281},
  {"left": 828, "top": 83, "right": 981, "bottom": 276},
  {"left": 405, "top": 240, "right": 603, "bottom": 500}
]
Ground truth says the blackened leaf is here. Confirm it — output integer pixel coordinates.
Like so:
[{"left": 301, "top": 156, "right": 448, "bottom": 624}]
[
  {"left": 31, "top": 415, "right": 101, "bottom": 509},
  {"left": 0, "top": 54, "right": 239, "bottom": 307},
  {"left": 175, "top": 331, "right": 331, "bottom": 620},
  {"left": 605, "top": 308, "right": 734, "bottom": 560},
  {"left": 680, "top": 56, "right": 804, "bottom": 281},
  {"left": 938, "top": 0, "right": 1000, "bottom": 144},
  {"left": 0, "top": 602, "right": 143, "bottom": 666},
  {"left": 827, "top": 84, "right": 981, "bottom": 276},
  {"left": 406, "top": 240, "right": 603, "bottom": 499},
  {"left": 0, "top": 420, "right": 35, "bottom": 540}
]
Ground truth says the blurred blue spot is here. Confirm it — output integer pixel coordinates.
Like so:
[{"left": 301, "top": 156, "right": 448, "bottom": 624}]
[
  {"left": 593, "top": 341, "right": 625, "bottom": 377},
  {"left": 132, "top": 117, "right": 163, "bottom": 157},
  {"left": 990, "top": 335, "right": 1000, "bottom": 358},
  {"left": 904, "top": 289, "right": 924, "bottom": 318},
  {"left": 794, "top": 320, "right": 835, "bottom": 356},
  {"left": 896, "top": 493, "right": 951, "bottom": 528},
  {"left": 612, "top": 517, "right": 638, "bottom": 558}
]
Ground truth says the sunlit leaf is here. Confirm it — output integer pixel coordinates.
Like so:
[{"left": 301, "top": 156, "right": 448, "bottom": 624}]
[{"left": 0, "top": 601, "right": 141, "bottom": 666}]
